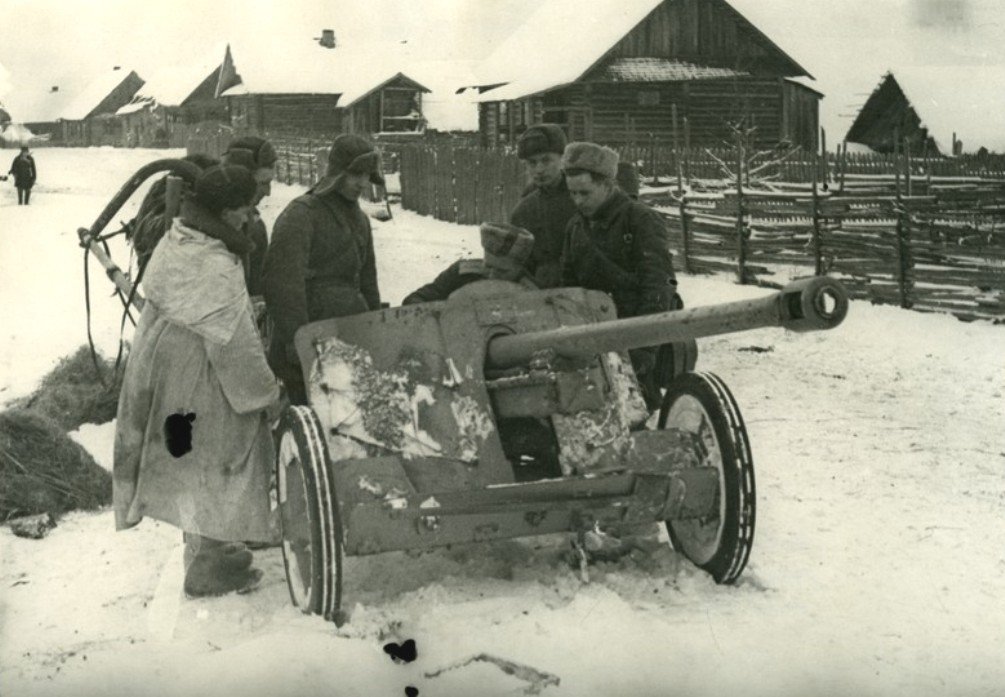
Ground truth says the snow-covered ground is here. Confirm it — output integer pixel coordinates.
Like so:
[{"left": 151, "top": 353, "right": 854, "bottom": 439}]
[{"left": 1, "top": 148, "right": 1004, "bottom": 697}]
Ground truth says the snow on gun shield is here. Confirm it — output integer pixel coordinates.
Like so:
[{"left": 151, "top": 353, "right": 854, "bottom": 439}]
[{"left": 273, "top": 276, "right": 848, "bottom": 623}]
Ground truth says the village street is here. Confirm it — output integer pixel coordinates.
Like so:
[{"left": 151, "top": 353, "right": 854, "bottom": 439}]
[{"left": 1, "top": 148, "right": 1003, "bottom": 697}]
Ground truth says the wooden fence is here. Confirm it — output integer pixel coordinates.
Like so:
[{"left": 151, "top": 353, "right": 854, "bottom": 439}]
[
  {"left": 661, "top": 181, "right": 1005, "bottom": 320},
  {"left": 398, "top": 143, "right": 1005, "bottom": 212},
  {"left": 399, "top": 146, "right": 525, "bottom": 225},
  {"left": 615, "top": 143, "right": 1005, "bottom": 183},
  {"left": 397, "top": 142, "right": 1005, "bottom": 321}
]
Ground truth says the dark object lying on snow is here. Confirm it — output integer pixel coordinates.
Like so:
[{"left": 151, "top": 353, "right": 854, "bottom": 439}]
[
  {"left": 0, "top": 409, "right": 111, "bottom": 521},
  {"left": 7, "top": 512, "right": 57, "bottom": 539},
  {"left": 14, "top": 345, "right": 123, "bottom": 431}
]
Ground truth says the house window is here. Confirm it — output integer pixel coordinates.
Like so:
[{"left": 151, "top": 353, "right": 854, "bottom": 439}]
[
  {"left": 380, "top": 87, "right": 423, "bottom": 133},
  {"left": 639, "top": 91, "right": 660, "bottom": 106}
]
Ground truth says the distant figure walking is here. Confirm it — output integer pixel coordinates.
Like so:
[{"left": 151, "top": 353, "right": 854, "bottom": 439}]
[{"left": 8, "top": 146, "right": 36, "bottom": 205}]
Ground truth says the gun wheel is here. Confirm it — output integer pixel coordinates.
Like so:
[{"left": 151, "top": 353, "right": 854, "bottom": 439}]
[
  {"left": 276, "top": 405, "right": 344, "bottom": 623},
  {"left": 658, "top": 372, "right": 755, "bottom": 584}
]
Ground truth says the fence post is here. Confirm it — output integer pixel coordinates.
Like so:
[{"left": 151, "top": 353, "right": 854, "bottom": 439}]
[
  {"left": 683, "top": 117, "right": 691, "bottom": 186},
  {"left": 922, "top": 140, "right": 931, "bottom": 191},
  {"left": 839, "top": 141, "right": 847, "bottom": 194},
  {"left": 903, "top": 136, "right": 912, "bottom": 197},
  {"left": 894, "top": 168, "right": 913, "bottom": 308},
  {"left": 679, "top": 195, "right": 693, "bottom": 274},
  {"left": 893, "top": 126, "right": 901, "bottom": 194},
  {"left": 671, "top": 104, "right": 682, "bottom": 195},
  {"left": 811, "top": 170, "right": 823, "bottom": 275},
  {"left": 820, "top": 127, "right": 828, "bottom": 187},
  {"left": 307, "top": 138, "right": 315, "bottom": 186},
  {"left": 735, "top": 131, "right": 748, "bottom": 284}
]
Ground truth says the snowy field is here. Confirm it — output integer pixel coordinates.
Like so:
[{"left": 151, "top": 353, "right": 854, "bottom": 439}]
[{"left": 1, "top": 148, "right": 1004, "bottom": 697}]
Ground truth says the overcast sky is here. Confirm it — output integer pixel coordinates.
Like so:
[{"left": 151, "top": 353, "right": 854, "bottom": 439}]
[{"left": 1, "top": 0, "right": 1004, "bottom": 140}]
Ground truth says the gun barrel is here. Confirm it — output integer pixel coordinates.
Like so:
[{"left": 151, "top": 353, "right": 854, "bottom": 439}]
[{"left": 486, "top": 277, "right": 848, "bottom": 370}]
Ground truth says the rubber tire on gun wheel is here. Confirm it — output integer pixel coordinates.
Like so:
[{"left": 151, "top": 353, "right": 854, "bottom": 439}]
[
  {"left": 657, "top": 372, "right": 755, "bottom": 584},
  {"left": 276, "top": 405, "right": 344, "bottom": 622}
]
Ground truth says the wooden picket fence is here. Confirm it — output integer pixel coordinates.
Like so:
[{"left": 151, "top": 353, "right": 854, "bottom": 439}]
[{"left": 399, "top": 146, "right": 525, "bottom": 225}]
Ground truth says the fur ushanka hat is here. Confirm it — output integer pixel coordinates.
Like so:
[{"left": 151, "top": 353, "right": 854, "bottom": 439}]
[
  {"left": 561, "top": 141, "right": 619, "bottom": 181},
  {"left": 192, "top": 165, "right": 257, "bottom": 215},
  {"left": 480, "top": 222, "right": 534, "bottom": 272},
  {"left": 223, "top": 136, "right": 278, "bottom": 170},
  {"left": 313, "top": 134, "right": 385, "bottom": 195}
]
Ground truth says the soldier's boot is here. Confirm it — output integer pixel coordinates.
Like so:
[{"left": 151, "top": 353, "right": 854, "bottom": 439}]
[{"left": 183, "top": 534, "right": 261, "bottom": 598}]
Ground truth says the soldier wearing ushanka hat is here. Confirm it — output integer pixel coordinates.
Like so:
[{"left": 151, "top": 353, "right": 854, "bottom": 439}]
[
  {"left": 560, "top": 141, "right": 683, "bottom": 412},
  {"left": 509, "top": 124, "right": 578, "bottom": 289},
  {"left": 402, "top": 222, "right": 537, "bottom": 305},
  {"left": 263, "top": 134, "right": 385, "bottom": 404}
]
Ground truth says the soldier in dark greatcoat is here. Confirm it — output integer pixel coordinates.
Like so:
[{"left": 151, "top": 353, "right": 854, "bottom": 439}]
[
  {"left": 8, "top": 146, "right": 36, "bottom": 205},
  {"left": 263, "top": 134, "right": 384, "bottom": 404},
  {"left": 560, "top": 141, "right": 679, "bottom": 411},
  {"left": 509, "top": 124, "right": 578, "bottom": 289}
]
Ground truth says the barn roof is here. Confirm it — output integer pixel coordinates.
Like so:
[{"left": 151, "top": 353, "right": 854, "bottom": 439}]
[
  {"left": 403, "top": 59, "right": 482, "bottom": 132},
  {"left": 473, "top": 0, "right": 811, "bottom": 102},
  {"left": 61, "top": 68, "right": 141, "bottom": 120},
  {"left": 9, "top": 87, "right": 72, "bottom": 124},
  {"left": 117, "top": 43, "right": 230, "bottom": 113},
  {"left": 595, "top": 58, "right": 749, "bottom": 82},
  {"left": 220, "top": 37, "right": 429, "bottom": 106},
  {"left": 849, "top": 68, "right": 1005, "bottom": 154},
  {"left": 474, "top": 0, "right": 664, "bottom": 101}
]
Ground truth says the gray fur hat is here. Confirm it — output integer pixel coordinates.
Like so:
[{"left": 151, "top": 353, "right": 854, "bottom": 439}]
[
  {"left": 480, "top": 222, "right": 534, "bottom": 271},
  {"left": 561, "top": 142, "right": 619, "bottom": 181}
]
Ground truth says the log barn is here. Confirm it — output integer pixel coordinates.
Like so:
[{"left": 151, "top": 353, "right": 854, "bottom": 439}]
[
  {"left": 113, "top": 44, "right": 240, "bottom": 147},
  {"left": 845, "top": 68, "right": 1005, "bottom": 156},
  {"left": 473, "top": 0, "right": 821, "bottom": 151},
  {"left": 219, "top": 35, "right": 429, "bottom": 139},
  {"left": 58, "top": 68, "right": 145, "bottom": 146}
]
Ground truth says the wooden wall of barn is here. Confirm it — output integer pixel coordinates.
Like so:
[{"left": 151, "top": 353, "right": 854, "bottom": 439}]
[
  {"left": 781, "top": 81, "right": 819, "bottom": 150},
  {"left": 482, "top": 78, "right": 819, "bottom": 151},
  {"left": 345, "top": 92, "right": 379, "bottom": 135},
  {"left": 609, "top": 0, "right": 800, "bottom": 76},
  {"left": 227, "top": 94, "right": 342, "bottom": 135}
]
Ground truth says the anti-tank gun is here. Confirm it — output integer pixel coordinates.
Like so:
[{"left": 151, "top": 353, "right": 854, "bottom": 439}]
[{"left": 275, "top": 276, "right": 848, "bottom": 623}]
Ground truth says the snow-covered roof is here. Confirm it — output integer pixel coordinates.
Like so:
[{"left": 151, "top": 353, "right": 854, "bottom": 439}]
[
  {"left": 473, "top": 0, "right": 813, "bottom": 102},
  {"left": 404, "top": 59, "right": 482, "bottom": 132},
  {"left": 220, "top": 38, "right": 428, "bottom": 106},
  {"left": 474, "top": 0, "right": 663, "bottom": 102},
  {"left": 118, "top": 43, "right": 228, "bottom": 112},
  {"left": 887, "top": 67, "right": 1005, "bottom": 154},
  {"left": 61, "top": 69, "right": 140, "bottom": 120},
  {"left": 12, "top": 86, "right": 76, "bottom": 124},
  {"left": 595, "top": 58, "right": 749, "bottom": 82},
  {"left": 115, "top": 97, "right": 154, "bottom": 116}
]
